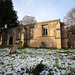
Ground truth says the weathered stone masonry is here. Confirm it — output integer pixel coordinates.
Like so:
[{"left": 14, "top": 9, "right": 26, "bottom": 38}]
[{"left": 0, "top": 19, "right": 67, "bottom": 49}]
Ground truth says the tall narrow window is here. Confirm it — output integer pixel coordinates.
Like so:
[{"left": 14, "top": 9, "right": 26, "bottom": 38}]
[
  {"left": 30, "top": 27, "right": 34, "bottom": 38},
  {"left": 18, "top": 30, "right": 20, "bottom": 39},
  {"left": 42, "top": 25, "right": 48, "bottom": 36}
]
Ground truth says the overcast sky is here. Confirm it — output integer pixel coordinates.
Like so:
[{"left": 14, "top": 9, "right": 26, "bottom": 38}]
[{"left": 12, "top": 0, "right": 75, "bottom": 22}]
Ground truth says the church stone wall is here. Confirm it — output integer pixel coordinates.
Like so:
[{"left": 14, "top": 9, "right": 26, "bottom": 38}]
[
  {"left": 1, "top": 19, "right": 67, "bottom": 49},
  {"left": 28, "top": 19, "right": 62, "bottom": 49}
]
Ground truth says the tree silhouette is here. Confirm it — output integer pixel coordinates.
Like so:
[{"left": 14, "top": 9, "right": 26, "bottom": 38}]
[
  {"left": 63, "top": 7, "right": 75, "bottom": 27},
  {"left": 20, "top": 15, "right": 36, "bottom": 25},
  {"left": 63, "top": 7, "right": 75, "bottom": 34},
  {"left": 0, "top": 0, "right": 18, "bottom": 34}
]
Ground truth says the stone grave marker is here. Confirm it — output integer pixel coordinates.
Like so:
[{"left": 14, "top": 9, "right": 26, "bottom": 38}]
[{"left": 10, "top": 41, "right": 22, "bottom": 54}]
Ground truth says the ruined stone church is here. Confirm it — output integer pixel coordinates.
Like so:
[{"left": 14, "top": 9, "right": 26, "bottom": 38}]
[{"left": 0, "top": 19, "right": 67, "bottom": 49}]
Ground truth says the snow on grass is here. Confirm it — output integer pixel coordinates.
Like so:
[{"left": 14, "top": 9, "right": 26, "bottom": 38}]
[{"left": 0, "top": 48, "right": 75, "bottom": 75}]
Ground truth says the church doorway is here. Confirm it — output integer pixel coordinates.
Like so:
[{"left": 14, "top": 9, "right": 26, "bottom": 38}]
[{"left": 9, "top": 37, "right": 13, "bottom": 45}]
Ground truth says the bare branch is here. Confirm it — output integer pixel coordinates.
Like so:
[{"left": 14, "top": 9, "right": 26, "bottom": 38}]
[
  {"left": 63, "top": 7, "right": 75, "bottom": 28},
  {"left": 20, "top": 15, "right": 36, "bottom": 25}
]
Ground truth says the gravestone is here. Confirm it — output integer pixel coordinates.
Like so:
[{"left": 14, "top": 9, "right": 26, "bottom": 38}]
[
  {"left": 40, "top": 41, "right": 45, "bottom": 47},
  {"left": 10, "top": 41, "right": 22, "bottom": 54}
]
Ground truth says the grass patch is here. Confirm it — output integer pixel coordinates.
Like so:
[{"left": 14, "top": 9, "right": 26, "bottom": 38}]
[
  {"left": 67, "top": 67, "right": 75, "bottom": 75},
  {"left": 0, "top": 62, "right": 4, "bottom": 65},
  {"left": 0, "top": 45, "right": 12, "bottom": 49},
  {"left": 71, "top": 56, "right": 75, "bottom": 60},
  {"left": 39, "top": 47, "right": 57, "bottom": 50},
  {"left": 20, "top": 56, "right": 26, "bottom": 59},
  {"left": 67, "top": 48, "right": 75, "bottom": 50},
  {"left": 18, "top": 47, "right": 27, "bottom": 49},
  {"left": 19, "top": 46, "right": 57, "bottom": 50},
  {"left": 68, "top": 63, "right": 71, "bottom": 65}
]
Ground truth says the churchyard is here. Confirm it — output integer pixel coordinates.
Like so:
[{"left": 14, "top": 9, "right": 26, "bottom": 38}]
[{"left": 0, "top": 47, "right": 75, "bottom": 75}]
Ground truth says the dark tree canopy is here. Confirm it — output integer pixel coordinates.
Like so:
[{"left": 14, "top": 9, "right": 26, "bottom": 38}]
[
  {"left": 0, "top": 0, "right": 18, "bottom": 34},
  {"left": 68, "top": 26, "right": 75, "bottom": 34},
  {"left": 63, "top": 7, "right": 75, "bottom": 34}
]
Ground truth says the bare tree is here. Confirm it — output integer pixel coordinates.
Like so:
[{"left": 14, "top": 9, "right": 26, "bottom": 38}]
[
  {"left": 63, "top": 7, "right": 75, "bottom": 28},
  {"left": 20, "top": 15, "right": 36, "bottom": 25}
]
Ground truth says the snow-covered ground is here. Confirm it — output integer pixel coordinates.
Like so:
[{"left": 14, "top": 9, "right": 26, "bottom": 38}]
[{"left": 0, "top": 48, "right": 75, "bottom": 75}]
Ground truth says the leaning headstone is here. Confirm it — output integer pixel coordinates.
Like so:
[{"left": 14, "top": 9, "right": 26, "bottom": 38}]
[{"left": 10, "top": 41, "right": 22, "bottom": 54}]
